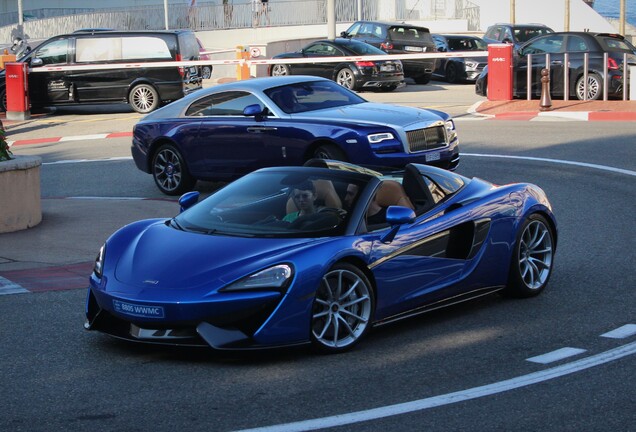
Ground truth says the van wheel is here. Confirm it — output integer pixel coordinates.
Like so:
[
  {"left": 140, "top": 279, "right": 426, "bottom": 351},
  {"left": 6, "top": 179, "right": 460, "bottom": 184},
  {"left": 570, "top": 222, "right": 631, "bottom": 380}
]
[{"left": 130, "top": 84, "right": 159, "bottom": 113}]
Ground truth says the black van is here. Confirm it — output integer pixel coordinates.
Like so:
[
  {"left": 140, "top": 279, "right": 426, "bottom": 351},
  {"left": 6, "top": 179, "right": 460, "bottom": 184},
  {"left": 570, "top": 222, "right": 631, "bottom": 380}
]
[{"left": 0, "top": 30, "right": 202, "bottom": 113}]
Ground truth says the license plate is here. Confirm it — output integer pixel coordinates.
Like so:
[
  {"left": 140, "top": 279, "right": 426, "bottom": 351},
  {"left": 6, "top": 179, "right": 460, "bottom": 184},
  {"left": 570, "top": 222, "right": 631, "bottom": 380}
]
[
  {"left": 113, "top": 300, "right": 165, "bottom": 318},
  {"left": 380, "top": 64, "right": 395, "bottom": 72},
  {"left": 426, "top": 152, "right": 441, "bottom": 162},
  {"left": 189, "top": 66, "right": 197, "bottom": 74},
  {"left": 404, "top": 46, "right": 424, "bottom": 52}
]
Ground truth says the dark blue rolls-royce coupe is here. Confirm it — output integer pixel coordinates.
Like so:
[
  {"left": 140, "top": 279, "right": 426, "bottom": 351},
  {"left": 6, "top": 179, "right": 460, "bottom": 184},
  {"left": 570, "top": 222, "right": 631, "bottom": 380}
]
[
  {"left": 85, "top": 160, "right": 556, "bottom": 353},
  {"left": 131, "top": 76, "right": 460, "bottom": 195}
]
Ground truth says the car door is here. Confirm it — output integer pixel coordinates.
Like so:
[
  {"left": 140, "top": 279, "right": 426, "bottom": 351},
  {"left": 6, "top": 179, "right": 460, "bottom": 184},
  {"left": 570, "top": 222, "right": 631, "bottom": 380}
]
[
  {"left": 185, "top": 90, "right": 290, "bottom": 178},
  {"left": 27, "top": 38, "right": 71, "bottom": 106},
  {"left": 515, "top": 34, "right": 565, "bottom": 97},
  {"left": 368, "top": 208, "right": 487, "bottom": 320},
  {"left": 300, "top": 43, "right": 340, "bottom": 78}
]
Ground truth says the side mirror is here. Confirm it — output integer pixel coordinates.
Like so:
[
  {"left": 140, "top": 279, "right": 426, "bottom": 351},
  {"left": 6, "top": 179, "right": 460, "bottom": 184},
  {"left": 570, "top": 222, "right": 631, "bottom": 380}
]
[
  {"left": 178, "top": 191, "right": 200, "bottom": 212},
  {"left": 30, "top": 57, "right": 43, "bottom": 67},
  {"left": 380, "top": 206, "right": 416, "bottom": 243},
  {"left": 340, "top": 31, "right": 349, "bottom": 38},
  {"left": 243, "top": 104, "right": 264, "bottom": 118}
]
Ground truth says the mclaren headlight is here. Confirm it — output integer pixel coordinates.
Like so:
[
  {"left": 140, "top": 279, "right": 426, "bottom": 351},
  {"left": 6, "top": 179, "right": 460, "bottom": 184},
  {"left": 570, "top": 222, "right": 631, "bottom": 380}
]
[
  {"left": 221, "top": 264, "right": 293, "bottom": 292},
  {"left": 94, "top": 244, "right": 105, "bottom": 278},
  {"left": 368, "top": 132, "right": 395, "bottom": 144},
  {"left": 464, "top": 61, "right": 479, "bottom": 70},
  {"left": 445, "top": 120, "right": 457, "bottom": 141}
]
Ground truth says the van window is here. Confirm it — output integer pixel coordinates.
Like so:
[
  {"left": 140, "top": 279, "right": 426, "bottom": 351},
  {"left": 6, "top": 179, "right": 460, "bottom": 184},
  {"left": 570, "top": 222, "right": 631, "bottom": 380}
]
[
  {"left": 75, "top": 37, "right": 172, "bottom": 63},
  {"left": 35, "top": 39, "right": 69, "bottom": 65}
]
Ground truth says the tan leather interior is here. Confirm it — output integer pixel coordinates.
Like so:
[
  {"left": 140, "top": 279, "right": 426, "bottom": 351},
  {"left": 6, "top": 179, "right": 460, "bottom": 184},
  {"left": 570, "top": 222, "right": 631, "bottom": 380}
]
[{"left": 374, "top": 180, "right": 415, "bottom": 210}]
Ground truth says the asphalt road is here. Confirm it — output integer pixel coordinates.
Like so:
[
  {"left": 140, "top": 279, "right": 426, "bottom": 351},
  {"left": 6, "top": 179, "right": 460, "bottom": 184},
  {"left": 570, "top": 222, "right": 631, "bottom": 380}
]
[{"left": 1, "top": 83, "right": 634, "bottom": 432}]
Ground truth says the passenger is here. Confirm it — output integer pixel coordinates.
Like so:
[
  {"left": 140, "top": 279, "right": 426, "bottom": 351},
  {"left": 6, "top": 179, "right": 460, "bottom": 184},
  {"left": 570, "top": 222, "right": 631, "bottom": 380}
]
[
  {"left": 343, "top": 183, "right": 386, "bottom": 225},
  {"left": 283, "top": 181, "right": 320, "bottom": 223}
]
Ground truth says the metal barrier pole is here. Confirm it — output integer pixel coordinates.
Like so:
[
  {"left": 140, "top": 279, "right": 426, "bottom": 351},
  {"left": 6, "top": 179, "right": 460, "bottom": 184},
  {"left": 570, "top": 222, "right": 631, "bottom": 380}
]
[
  {"left": 527, "top": 54, "right": 532, "bottom": 100},
  {"left": 623, "top": 53, "right": 628, "bottom": 101},
  {"left": 583, "top": 52, "right": 589, "bottom": 101},
  {"left": 564, "top": 53, "right": 569, "bottom": 100},
  {"left": 603, "top": 52, "right": 608, "bottom": 101}
]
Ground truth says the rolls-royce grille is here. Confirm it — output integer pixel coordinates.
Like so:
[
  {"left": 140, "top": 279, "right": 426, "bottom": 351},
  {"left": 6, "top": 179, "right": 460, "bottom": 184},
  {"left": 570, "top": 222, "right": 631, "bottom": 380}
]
[{"left": 407, "top": 126, "right": 447, "bottom": 153}]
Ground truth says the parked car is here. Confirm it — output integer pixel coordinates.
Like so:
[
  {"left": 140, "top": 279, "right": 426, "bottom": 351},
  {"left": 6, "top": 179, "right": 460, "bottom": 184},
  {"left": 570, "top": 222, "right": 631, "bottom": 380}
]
[
  {"left": 0, "top": 30, "right": 202, "bottom": 113},
  {"left": 197, "top": 38, "right": 213, "bottom": 80},
  {"left": 131, "top": 76, "right": 460, "bottom": 195},
  {"left": 475, "top": 32, "right": 636, "bottom": 100},
  {"left": 431, "top": 34, "right": 488, "bottom": 83},
  {"left": 269, "top": 38, "right": 404, "bottom": 91},
  {"left": 85, "top": 159, "right": 557, "bottom": 353},
  {"left": 482, "top": 23, "right": 554, "bottom": 49},
  {"left": 341, "top": 21, "right": 437, "bottom": 84}
]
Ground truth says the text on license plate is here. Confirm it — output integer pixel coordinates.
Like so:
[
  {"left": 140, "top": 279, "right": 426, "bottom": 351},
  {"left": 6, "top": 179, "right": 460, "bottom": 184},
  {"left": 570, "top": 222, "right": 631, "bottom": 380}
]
[
  {"left": 189, "top": 66, "right": 197, "bottom": 74},
  {"left": 405, "top": 46, "right": 424, "bottom": 52},
  {"left": 426, "top": 152, "right": 441, "bottom": 162},
  {"left": 113, "top": 300, "right": 165, "bottom": 318},
  {"left": 380, "top": 64, "right": 395, "bottom": 72}
]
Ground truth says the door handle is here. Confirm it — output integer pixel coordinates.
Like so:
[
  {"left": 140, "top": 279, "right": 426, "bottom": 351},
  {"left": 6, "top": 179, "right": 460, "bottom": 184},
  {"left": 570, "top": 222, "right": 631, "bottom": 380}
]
[{"left": 247, "top": 126, "right": 277, "bottom": 133}]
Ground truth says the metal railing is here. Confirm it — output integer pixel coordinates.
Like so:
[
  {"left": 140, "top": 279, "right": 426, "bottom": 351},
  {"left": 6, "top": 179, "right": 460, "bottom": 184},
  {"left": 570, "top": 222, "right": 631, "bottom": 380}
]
[
  {"left": 0, "top": 0, "right": 480, "bottom": 45},
  {"left": 525, "top": 52, "right": 631, "bottom": 101}
]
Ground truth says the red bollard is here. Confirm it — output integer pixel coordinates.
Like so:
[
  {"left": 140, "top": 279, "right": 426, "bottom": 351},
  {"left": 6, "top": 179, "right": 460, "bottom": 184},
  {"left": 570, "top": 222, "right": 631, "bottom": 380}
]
[{"left": 5, "top": 62, "right": 31, "bottom": 120}]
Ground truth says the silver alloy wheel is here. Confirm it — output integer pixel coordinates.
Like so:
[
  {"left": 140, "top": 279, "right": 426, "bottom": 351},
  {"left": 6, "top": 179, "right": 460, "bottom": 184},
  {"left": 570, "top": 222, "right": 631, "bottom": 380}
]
[
  {"left": 131, "top": 85, "right": 158, "bottom": 113},
  {"left": 312, "top": 268, "right": 372, "bottom": 349},
  {"left": 336, "top": 68, "right": 355, "bottom": 89},
  {"left": 202, "top": 66, "right": 212, "bottom": 80},
  {"left": 271, "top": 64, "right": 289, "bottom": 76},
  {"left": 153, "top": 147, "right": 183, "bottom": 193},
  {"left": 576, "top": 74, "right": 601, "bottom": 100},
  {"left": 518, "top": 219, "right": 554, "bottom": 290}
]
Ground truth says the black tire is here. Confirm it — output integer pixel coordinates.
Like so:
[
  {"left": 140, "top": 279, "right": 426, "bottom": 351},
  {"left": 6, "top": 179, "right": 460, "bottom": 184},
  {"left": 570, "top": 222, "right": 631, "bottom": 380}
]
[
  {"left": 129, "top": 83, "right": 160, "bottom": 113},
  {"left": 312, "top": 144, "right": 347, "bottom": 161},
  {"left": 151, "top": 143, "right": 196, "bottom": 195},
  {"left": 336, "top": 67, "right": 357, "bottom": 90},
  {"left": 202, "top": 66, "right": 212, "bottom": 80},
  {"left": 575, "top": 73, "right": 602, "bottom": 101},
  {"left": 445, "top": 63, "right": 459, "bottom": 84},
  {"left": 503, "top": 214, "right": 555, "bottom": 298},
  {"left": 311, "top": 263, "right": 375, "bottom": 353},
  {"left": 413, "top": 74, "right": 431, "bottom": 85},
  {"left": 270, "top": 64, "right": 290, "bottom": 76}
]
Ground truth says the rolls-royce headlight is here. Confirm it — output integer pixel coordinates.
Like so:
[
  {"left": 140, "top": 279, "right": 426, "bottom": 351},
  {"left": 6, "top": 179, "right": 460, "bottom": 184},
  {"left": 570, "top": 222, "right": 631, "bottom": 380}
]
[
  {"left": 94, "top": 244, "right": 105, "bottom": 278},
  {"left": 222, "top": 264, "right": 293, "bottom": 291},
  {"left": 368, "top": 132, "right": 395, "bottom": 144},
  {"left": 445, "top": 120, "right": 457, "bottom": 141}
]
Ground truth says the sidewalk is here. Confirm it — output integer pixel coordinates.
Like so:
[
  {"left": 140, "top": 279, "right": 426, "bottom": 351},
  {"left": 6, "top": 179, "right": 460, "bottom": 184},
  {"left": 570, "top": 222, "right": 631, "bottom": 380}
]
[{"left": 472, "top": 99, "right": 636, "bottom": 121}]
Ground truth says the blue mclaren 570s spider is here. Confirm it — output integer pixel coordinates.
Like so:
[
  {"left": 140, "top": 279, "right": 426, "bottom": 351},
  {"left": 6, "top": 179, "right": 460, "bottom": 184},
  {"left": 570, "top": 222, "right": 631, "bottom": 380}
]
[{"left": 85, "top": 160, "right": 557, "bottom": 353}]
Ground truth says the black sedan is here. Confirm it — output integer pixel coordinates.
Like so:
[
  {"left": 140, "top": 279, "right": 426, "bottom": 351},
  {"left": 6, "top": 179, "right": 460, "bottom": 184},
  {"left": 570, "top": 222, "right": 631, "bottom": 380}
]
[
  {"left": 432, "top": 34, "right": 487, "bottom": 83},
  {"left": 476, "top": 32, "right": 636, "bottom": 100},
  {"left": 268, "top": 38, "right": 405, "bottom": 92}
]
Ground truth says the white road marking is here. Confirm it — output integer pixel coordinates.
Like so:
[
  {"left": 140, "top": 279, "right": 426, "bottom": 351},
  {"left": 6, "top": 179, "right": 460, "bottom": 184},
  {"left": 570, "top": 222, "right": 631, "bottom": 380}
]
[
  {"left": 42, "top": 156, "right": 132, "bottom": 165},
  {"left": 0, "top": 276, "right": 28, "bottom": 295},
  {"left": 59, "top": 134, "right": 110, "bottom": 142},
  {"left": 526, "top": 347, "right": 587, "bottom": 364},
  {"left": 462, "top": 153, "right": 636, "bottom": 177},
  {"left": 601, "top": 324, "right": 636, "bottom": 339},
  {"left": 235, "top": 341, "right": 636, "bottom": 432}
]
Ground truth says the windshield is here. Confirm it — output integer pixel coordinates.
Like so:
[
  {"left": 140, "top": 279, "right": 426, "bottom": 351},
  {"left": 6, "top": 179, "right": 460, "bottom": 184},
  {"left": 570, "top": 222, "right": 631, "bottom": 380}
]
[
  {"left": 264, "top": 80, "right": 366, "bottom": 114},
  {"left": 448, "top": 37, "right": 487, "bottom": 51},
  {"left": 174, "top": 169, "right": 370, "bottom": 238},
  {"left": 514, "top": 27, "right": 552, "bottom": 44}
]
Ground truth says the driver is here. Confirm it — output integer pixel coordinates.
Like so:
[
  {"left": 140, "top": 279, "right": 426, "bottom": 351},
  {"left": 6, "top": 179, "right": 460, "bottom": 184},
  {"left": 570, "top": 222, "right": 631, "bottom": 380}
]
[{"left": 283, "top": 180, "right": 321, "bottom": 223}]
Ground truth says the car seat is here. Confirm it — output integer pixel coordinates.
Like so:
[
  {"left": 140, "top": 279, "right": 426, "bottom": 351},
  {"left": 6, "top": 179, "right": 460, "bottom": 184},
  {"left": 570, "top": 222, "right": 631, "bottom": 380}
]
[
  {"left": 271, "top": 87, "right": 297, "bottom": 113},
  {"left": 286, "top": 179, "right": 342, "bottom": 213},
  {"left": 374, "top": 180, "right": 414, "bottom": 209}
]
